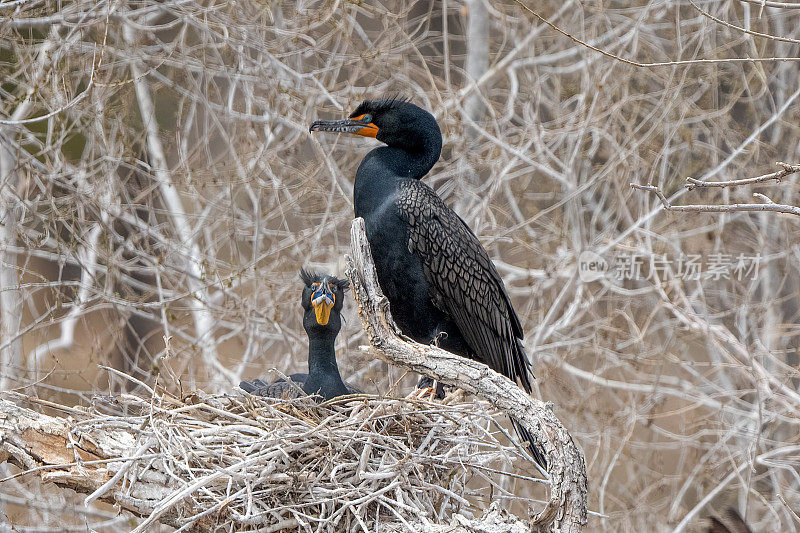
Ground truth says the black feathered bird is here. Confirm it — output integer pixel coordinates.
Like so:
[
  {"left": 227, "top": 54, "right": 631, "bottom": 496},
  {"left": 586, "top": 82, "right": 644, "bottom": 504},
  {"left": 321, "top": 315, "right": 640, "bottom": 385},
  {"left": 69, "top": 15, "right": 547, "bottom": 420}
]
[
  {"left": 310, "top": 99, "right": 544, "bottom": 467},
  {"left": 240, "top": 270, "right": 360, "bottom": 401}
]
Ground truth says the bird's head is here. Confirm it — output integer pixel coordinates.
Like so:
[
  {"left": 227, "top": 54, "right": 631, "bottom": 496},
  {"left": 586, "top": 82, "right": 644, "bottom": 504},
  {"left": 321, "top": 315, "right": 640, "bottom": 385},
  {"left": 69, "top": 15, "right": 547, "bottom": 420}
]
[
  {"left": 299, "top": 269, "right": 349, "bottom": 334},
  {"left": 310, "top": 98, "right": 441, "bottom": 154}
]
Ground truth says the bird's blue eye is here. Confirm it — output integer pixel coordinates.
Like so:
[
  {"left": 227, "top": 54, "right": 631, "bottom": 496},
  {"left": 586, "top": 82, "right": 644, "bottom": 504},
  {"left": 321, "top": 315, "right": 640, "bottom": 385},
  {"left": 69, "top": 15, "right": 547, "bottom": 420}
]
[{"left": 362, "top": 114, "right": 372, "bottom": 123}]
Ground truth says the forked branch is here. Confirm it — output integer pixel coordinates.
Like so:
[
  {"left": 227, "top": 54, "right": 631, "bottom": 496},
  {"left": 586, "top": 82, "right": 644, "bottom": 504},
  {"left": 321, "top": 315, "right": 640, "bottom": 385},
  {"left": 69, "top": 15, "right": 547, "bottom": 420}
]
[
  {"left": 684, "top": 162, "right": 800, "bottom": 190},
  {"left": 346, "top": 217, "right": 588, "bottom": 533},
  {"left": 631, "top": 162, "right": 800, "bottom": 218}
]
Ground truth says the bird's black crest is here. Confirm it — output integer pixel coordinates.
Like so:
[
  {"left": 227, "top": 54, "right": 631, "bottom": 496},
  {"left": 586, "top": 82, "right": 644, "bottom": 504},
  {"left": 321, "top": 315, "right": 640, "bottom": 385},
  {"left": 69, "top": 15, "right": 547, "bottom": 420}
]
[
  {"left": 349, "top": 96, "right": 410, "bottom": 118},
  {"left": 299, "top": 268, "right": 350, "bottom": 291}
]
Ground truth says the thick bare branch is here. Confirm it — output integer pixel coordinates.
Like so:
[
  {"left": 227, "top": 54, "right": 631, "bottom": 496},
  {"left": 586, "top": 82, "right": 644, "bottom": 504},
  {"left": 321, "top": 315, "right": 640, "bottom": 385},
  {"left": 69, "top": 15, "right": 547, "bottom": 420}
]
[
  {"left": 0, "top": 397, "right": 187, "bottom": 528},
  {"left": 463, "top": 0, "right": 489, "bottom": 144}
]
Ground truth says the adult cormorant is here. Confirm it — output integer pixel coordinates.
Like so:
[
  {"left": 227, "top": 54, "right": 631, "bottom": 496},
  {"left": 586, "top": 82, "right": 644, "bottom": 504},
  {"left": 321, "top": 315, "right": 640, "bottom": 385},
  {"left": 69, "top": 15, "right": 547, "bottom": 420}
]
[
  {"left": 240, "top": 270, "right": 360, "bottom": 401},
  {"left": 310, "top": 99, "right": 545, "bottom": 466}
]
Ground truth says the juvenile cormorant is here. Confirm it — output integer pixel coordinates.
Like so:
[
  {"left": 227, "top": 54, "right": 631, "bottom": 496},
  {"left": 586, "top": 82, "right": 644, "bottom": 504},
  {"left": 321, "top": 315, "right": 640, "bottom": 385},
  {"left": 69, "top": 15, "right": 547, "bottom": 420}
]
[
  {"left": 240, "top": 270, "right": 360, "bottom": 401},
  {"left": 310, "top": 99, "right": 545, "bottom": 466}
]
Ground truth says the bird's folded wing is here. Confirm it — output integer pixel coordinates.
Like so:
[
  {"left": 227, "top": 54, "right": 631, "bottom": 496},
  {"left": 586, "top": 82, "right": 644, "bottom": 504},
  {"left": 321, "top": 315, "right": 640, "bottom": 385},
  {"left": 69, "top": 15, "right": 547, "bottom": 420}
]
[
  {"left": 395, "top": 180, "right": 530, "bottom": 388},
  {"left": 239, "top": 377, "right": 306, "bottom": 399}
]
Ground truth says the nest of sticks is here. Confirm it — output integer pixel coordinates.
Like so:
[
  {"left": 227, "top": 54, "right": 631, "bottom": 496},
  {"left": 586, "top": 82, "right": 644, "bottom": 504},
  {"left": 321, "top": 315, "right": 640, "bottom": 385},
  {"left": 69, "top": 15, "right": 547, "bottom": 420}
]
[{"left": 66, "top": 386, "right": 543, "bottom": 531}]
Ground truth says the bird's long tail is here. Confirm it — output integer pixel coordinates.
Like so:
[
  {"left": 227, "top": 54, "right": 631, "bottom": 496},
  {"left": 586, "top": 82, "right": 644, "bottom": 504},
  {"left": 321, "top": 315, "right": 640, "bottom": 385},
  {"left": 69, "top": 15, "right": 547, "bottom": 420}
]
[
  {"left": 509, "top": 340, "right": 546, "bottom": 468},
  {"left": 511, "top": 417, "right": 548, "bottom": 470},
  {"left": 514, "top": 338, "right": 534, "bottom": 392}
]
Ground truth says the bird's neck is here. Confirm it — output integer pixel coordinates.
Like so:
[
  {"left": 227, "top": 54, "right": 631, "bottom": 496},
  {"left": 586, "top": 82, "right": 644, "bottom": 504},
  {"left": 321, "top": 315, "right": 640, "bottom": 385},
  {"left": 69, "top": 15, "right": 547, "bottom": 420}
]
[
  {"left": 400, "top": 145, "right": 440, "bottom": 179},
  {"left": 354, "top": 143, "right": 441, "bottom": 218},
  {"left": 364, "top": 131, "right": 442, "bottom": 179},
  {"left": 307, "top": 334, "right": 341, "bottom": 376}
]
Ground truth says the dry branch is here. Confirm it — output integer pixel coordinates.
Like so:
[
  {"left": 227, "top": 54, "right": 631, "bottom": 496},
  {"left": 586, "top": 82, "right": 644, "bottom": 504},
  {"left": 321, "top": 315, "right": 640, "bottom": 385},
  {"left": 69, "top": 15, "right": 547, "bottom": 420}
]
[
  {"left": 630, "top": 176, "right": 800, "bottom": 218},
  {"left": 346, "top": 217, "right": 588, "bottom": 533},
  {"left": 684, "top": 162, "right": 800, "bottom": 190}
]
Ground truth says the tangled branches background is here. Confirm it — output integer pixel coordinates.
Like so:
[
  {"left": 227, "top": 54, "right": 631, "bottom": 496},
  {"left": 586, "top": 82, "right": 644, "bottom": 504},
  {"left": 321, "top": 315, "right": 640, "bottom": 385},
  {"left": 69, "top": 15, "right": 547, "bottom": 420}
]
[{"left": 1, "top": 0, "right": 799, "bottom": 530}]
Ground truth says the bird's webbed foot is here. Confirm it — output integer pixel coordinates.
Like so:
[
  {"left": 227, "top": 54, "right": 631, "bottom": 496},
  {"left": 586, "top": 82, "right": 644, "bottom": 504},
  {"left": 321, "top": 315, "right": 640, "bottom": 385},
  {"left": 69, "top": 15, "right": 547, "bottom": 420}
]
[{"left": 415, "top": 375, "right": 445, "bottom": 400}]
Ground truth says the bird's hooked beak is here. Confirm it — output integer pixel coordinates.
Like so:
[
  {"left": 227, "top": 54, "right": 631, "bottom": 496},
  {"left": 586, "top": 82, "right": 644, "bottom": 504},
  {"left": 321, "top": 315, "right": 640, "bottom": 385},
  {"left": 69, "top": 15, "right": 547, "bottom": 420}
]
[
  {"left": 309, "top": 114, "right": 379, "bottom": 139},
  {"left": 311, "top": 280, "right": 335, "bottom": 325}
]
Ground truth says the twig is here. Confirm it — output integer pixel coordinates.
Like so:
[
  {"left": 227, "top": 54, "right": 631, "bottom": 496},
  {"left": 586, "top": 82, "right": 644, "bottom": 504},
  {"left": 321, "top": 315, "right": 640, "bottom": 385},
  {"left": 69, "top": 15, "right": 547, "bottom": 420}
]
[
  {"left": 685, "top": 162, "right": 800, "bottom": 190},
  {"left": 27, "top": 224, "right": 102, "bottom": 370},
  {"left": 673, "top": 445, "right": 800, "bottom": 533},
  {"left": 630, "top": 183, "right": 800, "bottom": 217},
  {"left": 737, "top": 0, "right": 800, "bottom": 7},
  {"left": 606, "top": 84, "right": 800, "bottom": 254},
  {"left": 688, "top": 0, "right": 800, "bottom": 45},
  {"left": 513, "top": 0, "right": 800, "bottom": 66}
]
